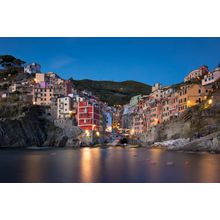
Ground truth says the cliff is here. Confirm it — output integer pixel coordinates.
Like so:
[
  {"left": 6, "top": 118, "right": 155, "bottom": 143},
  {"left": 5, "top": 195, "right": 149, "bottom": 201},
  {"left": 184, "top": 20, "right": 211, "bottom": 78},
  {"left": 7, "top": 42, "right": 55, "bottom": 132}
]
[
  {"left": 140, "top": 101, "right": 220, "bottom": 152},
  {"left": 0, "top": 103, "right": 82, "bottom": 148}
]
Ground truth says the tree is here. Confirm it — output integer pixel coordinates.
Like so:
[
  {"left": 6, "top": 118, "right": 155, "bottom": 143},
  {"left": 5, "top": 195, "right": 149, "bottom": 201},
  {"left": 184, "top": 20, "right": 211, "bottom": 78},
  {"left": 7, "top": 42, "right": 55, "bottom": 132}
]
[
  {"left": 0, "top": 55, "right": 26, "bottom": 74},
  {"left": 0, "top": 55, "right": 26, "bottom": 68}
]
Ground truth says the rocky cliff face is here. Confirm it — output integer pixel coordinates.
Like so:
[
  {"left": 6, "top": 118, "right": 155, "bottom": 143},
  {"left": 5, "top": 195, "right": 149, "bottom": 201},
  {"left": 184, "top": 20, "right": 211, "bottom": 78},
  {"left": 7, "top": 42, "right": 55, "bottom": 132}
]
[
  {"left": 0, "top": 104, "right": 82, "bottom": 148},
  {"left": 140, "top": 103, "right": 220, "bottom": 147}
]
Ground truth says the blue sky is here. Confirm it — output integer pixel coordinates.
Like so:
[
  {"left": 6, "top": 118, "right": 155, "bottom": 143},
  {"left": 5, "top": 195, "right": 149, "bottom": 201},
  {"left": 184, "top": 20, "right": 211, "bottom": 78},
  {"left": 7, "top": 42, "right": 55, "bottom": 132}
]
[{"left": 0, "top": 37, "right": 220, "bottom": 86}]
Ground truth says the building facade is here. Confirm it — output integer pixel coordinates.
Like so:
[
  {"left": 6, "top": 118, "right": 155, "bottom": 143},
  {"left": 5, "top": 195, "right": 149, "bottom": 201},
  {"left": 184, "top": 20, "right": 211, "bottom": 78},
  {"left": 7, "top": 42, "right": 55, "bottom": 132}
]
[
  {"left": 57, "top": 96, "right": 75, "bottom": 119},
  {"left": 32, "top": 84, "right": 54, "bottom": 105},
  {"left": 202, "top": 67, "right": 220, "bottom": 86},
  {"left": 184, "top": 66, "right": 208, "bottom": 82},
  {"left": 77, "top": 100, "right": 101, "bottom": 132}
]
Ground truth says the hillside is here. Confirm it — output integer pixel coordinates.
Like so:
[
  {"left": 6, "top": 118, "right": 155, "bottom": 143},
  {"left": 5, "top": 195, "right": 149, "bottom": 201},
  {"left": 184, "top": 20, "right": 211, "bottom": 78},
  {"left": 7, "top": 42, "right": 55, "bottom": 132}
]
[
  {"left": 71, "top": 79, "right": 152, "bottom": 105},
  {"left": 0, "top": 55, "right": 152, "bottom": 106}
]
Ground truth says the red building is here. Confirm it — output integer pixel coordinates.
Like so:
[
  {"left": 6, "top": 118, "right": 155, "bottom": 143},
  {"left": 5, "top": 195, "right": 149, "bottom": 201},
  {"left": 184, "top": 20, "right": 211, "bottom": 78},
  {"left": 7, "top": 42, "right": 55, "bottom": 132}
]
[{"left": 77, "top": 100, "right": 100, "bottom": 131}]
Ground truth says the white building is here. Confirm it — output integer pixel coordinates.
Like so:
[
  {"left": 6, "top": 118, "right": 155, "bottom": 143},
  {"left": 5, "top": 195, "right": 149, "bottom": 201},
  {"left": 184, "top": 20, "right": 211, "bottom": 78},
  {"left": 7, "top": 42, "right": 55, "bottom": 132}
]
[
  {"left": 68, "top": 93, "right": 84, "bottom": 102},
  {"left": 9, "top": 83, "right": 20, "bottom": 93},
  {"left": 184, "top": 66, "right": 208, "bottom": 82},
  {"left": 202, "top": 67, "right": 220, "bottom": 86},
  {"left": 151, "top": 83, "right": 163, "bottom": 99},
  {"left": 24, "top": 62, "right": 41, "bottom": 74},
  {"left": 57, "top": 96, "right": 74, "bottom": 119}
]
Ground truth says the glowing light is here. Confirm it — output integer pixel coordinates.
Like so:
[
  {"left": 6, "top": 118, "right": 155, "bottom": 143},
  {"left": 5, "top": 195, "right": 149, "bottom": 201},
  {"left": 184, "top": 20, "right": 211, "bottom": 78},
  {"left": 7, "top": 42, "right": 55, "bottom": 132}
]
[
  {"left": 187, "top": 100, "right": 191, "bottom": 107},
  {"left": 96, "top": 131, "right": 100, "bottom": 137},
  {"left": 130, "top": 129, "right": 135, "bottom": 135},
  {"left": 208, "top": 99, "right": 213, "bottom": 105},
  {"left": 85, "top": 130, "right": 90, "bottom": 137}
]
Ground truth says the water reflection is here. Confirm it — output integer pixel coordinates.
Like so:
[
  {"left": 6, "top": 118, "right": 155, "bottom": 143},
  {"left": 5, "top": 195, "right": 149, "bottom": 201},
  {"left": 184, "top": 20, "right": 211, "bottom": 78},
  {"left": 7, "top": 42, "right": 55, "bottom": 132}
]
[
  {"left": 22, "top": 153, "right": 47, "bottom": 182},
  {"left": 196, "top": 154, "right": 220, "bottom": 183},
  {"left": 79, "top": 148, "right": 101, "bottom": 183},
  {"left": 147, "top": 148, "right": 163, "bottom": 182},
  {"left": 1, "top": 148, "right": 220, "bottom": 182}
]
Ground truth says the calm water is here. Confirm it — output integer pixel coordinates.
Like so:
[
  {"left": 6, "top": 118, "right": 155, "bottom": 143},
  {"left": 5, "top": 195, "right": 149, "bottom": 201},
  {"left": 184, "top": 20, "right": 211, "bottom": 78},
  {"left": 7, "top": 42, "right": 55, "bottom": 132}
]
[{"left": 1, "top": 147, "right": 220, "bottom": 183}]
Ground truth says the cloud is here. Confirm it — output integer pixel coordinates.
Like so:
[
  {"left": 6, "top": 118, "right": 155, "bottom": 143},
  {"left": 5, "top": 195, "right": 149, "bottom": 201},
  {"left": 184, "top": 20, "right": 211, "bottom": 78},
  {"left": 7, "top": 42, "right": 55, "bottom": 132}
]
[{"left": 49, "top": 55, "right": 77, "bottom": 69}]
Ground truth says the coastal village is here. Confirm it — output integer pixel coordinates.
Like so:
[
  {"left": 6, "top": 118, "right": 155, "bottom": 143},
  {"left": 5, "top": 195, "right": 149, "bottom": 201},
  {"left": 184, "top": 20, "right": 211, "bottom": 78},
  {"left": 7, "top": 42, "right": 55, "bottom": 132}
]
[{"left": 0, "top": 55, "right": 220, "bottom": 147}]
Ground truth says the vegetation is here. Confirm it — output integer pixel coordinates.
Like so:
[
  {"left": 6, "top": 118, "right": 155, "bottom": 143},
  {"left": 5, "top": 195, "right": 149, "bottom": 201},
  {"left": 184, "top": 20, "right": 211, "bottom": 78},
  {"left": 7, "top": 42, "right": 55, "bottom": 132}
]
[
  {"left": 70, "top": 79, "right": 151, "bottom": 105},
  {"left": 0, "top": 55, "right": 27, "bottom": 82},
  {"left": 0, "top": 55, "right": 26, "bottom": 68}
]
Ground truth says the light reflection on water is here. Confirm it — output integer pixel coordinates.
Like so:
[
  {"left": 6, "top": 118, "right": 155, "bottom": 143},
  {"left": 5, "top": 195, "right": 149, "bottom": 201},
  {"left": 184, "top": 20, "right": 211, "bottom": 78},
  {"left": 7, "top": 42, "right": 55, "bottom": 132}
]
[{"left": 1, "top": 147, "right": 220, "bottom": 183}]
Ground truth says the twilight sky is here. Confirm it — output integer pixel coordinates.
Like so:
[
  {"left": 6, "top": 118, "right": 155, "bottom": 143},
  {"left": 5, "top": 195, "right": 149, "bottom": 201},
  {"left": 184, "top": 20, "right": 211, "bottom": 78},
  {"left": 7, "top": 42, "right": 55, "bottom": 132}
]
[{"left": 0, "top": 37, "right": 220, "bottom": 86}]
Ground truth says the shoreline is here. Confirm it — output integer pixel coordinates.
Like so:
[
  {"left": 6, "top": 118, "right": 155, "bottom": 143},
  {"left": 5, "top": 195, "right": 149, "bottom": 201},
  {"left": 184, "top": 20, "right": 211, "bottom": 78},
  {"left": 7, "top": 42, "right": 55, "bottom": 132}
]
[{"left": 0, "top": 143, "right": 219, "bottom": 154}]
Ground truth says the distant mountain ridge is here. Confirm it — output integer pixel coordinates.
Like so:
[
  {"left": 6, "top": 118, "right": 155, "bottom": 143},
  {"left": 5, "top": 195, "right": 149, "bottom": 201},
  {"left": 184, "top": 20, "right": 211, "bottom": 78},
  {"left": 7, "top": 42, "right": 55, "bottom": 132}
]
[{"left": 71, "top": 79, "right": 152, "bottom": 106}]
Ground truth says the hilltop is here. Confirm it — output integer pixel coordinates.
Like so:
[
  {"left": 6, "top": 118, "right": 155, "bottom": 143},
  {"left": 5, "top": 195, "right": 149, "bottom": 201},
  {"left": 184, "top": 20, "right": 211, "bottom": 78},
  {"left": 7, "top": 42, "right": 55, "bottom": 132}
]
[{"left": 71, "top": 79, "right": 152, "bottom": 106}]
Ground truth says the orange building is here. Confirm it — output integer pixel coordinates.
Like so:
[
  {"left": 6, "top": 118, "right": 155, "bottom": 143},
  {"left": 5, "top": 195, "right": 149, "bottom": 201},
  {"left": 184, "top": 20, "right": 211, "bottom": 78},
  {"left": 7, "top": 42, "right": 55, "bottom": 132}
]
[{"left": 178, "top": 83, "right": 212, "bottom": 113}]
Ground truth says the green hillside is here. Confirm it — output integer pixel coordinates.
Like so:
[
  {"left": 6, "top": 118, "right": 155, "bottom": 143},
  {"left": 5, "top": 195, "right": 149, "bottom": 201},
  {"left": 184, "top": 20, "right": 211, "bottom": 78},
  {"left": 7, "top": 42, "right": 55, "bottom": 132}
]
[{"left": 71, "top": 79, "right": 152, "bottom": 106}]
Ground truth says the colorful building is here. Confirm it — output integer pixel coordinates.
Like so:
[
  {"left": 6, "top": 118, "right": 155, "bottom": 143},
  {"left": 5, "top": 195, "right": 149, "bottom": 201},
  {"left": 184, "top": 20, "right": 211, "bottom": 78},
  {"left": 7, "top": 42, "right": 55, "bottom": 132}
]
[
  {"left": 178, "top": 83, "right": 212, "bottom": 113},
  {"left": 77, "top": 100, "right": 101, "bottom": 132},
  {"left": 112, "top": 105, "right": 123, "bottom": 132},
  {"left": 35, "top": 73, "right": 45, "bottom": 83},
  {"left": 24, "top": 62, "right": 41, "bottom": 74},
  {"left": 57, "top": 96, "right": 76, "bottom": 119},
  {"left": 151, "top": 83, "right": 164, "bottom": 99},
  {"left": 32, "top": 83, "right": 54, "bottom": 105},
  {"left": 184, "top": 65, "right": 208, "bottom": 82},
  {"left": 202, "top": 67, "right": 220, "bottom": 86}
]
